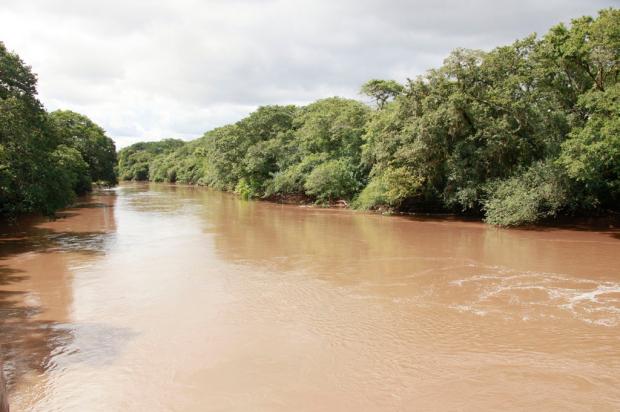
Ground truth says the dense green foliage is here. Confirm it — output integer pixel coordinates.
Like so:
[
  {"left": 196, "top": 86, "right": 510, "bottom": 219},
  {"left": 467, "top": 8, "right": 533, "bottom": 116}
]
[
  {"left": 118, "top": 9, "right": 619, "bottom": 226},
  {"left": 117, "top": 139, "right": 185, "bottom": 181},
  {"left": 0, "top": 42, "right": 117, "bottom": 218},
  {"left": 49, "top": 110, "right": 118, "bottom": 185}
]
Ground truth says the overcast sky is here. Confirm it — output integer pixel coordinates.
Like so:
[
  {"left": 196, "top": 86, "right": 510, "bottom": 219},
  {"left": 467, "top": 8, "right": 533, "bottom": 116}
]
[{"left": 0, "top": 1, "right": 617, "bottom": 148}]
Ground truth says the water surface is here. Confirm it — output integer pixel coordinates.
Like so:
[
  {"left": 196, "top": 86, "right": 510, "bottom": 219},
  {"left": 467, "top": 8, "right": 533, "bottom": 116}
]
[{"left": 1, "top": 183, "right": 619, "bottom": 411}]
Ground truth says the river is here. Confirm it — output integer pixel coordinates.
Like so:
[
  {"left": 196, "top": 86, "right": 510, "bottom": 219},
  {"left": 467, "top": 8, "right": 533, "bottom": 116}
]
[{"left": 1, "top": 183, "right": 619, "bottom": 411}]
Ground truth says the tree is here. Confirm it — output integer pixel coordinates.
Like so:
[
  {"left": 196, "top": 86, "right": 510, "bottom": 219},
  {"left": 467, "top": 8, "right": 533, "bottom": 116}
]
[
  {"left": 537, "top": 8, "right": 620, "bottom": 98},
  {"left": 0, "top": 42, "right": 74, "bottom": 216},
  {"left": 558, "top": 84, "right": 620, "bottom": 209},
  {"left": 1, "top": 42, "right": 122, "bottom": 217},
  {"left": 360, "top": 79, "right": 404, "bottom": 109},
  {"left": 49, "top": 110, "right": 117, "bottom": 184}
]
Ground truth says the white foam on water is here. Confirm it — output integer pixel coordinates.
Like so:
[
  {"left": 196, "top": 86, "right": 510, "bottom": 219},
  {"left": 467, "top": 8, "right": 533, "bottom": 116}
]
[{"left": 449, "top": 266, "right": 620, "bottom": 327}]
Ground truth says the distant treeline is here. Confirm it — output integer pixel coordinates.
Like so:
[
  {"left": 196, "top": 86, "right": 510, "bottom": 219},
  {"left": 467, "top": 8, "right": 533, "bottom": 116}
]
[{"left": 0, "top": 42, "right": 117, "bottom": 218}]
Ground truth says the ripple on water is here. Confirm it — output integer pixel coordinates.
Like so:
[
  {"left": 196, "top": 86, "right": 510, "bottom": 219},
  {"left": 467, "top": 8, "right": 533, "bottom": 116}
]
[{"left": 449, "top": 269, "right": 620, "bottom": 327}]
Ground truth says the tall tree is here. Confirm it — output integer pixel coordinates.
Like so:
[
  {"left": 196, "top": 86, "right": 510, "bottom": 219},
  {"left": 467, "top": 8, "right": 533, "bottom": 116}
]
[
  {"left": 360, "top": 79, "right": 404, "bottom": 109},
  {"left": 0, "top": 42, "right": 74, "bottom": 215},
  {"left": 49, "top": 110, "right": 117, "bottom": 184}
]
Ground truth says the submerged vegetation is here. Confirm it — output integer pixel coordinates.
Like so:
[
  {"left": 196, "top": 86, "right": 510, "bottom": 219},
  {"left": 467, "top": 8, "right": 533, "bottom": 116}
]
[
  {"left": 119, "top": 9, "right": 619, "bottom": 226},
  {"left": 0, "top": 42, "right": 116, "bottom": 218}
]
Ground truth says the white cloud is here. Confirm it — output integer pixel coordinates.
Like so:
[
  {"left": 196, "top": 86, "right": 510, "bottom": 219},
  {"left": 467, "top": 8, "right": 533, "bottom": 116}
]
[{"left": 0, "top": 0, "right": 615, "bottom": 148}]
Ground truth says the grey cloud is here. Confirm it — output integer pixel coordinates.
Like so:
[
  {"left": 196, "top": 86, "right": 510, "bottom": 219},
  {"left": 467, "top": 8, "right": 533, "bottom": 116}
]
[{"left": 0, "top": 0, "right": 616, "bottom": 148}]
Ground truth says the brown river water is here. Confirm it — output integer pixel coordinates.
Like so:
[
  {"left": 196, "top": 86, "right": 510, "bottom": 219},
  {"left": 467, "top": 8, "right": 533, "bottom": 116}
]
[{"left": 1, "top": 183, "right": 619, "bottom": 411}]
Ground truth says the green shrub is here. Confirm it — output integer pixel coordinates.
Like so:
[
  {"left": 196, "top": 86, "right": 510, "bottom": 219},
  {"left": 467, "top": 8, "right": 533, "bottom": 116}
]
[
  {"left": 353, "top": 175, "right": 389, "bottom": 210},
  {"left": 303, "top": 159, "right": 358, "bottom": 203},
  {"left": 266, "top": 153, "right": 328, "bottom": 196},
  {"left": 354, "top": 167, "right": 423, "bottom": 210},
  {"left": 235, "top": 178, "right": 254, "bottom": 200},
  {"left": 483, "top": 162, "right": 568, "bottom": 226}
]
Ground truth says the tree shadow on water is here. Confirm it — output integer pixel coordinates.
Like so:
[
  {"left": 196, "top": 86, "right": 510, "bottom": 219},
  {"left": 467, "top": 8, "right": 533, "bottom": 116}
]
[
  {"left": 0, "top": 227, "right": 113, "bottom": 258},
  {"left": 0, "top": 223, "right": 133, "bottom": 399},
  {"left": 71, "top": 202, "right": 110, "bottom": 209},
  {"left": 0, "top": 265, "right": 74, "bottom": 390},
  {"left": 510, "top": 216, "right": 620, "bottom": 242},
  {"left": 1, "top": 264, "right": 136, "bottom": 400},
  {"left": 0, "top": 267, "right": 26, "bottom": 286}
]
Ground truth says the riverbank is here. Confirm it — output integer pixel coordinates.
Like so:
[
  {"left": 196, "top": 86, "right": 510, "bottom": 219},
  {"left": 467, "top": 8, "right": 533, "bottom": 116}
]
[{"left": 119, "top": 181, "right": 620, "bottom": 232}]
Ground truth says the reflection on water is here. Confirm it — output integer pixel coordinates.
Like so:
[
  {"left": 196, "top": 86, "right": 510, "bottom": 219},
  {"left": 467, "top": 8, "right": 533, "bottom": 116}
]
[
  {"left": 1, "top": 183, "right": 620, "bottom": 411},
  {"left": 0, "top": 191, "right": 131, "bottom": 407}
]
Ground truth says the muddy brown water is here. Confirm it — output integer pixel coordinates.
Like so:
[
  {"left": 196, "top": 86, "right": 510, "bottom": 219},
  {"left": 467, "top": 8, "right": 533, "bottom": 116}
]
[{"left": 1, "top": 183, "right": 619, "bottom": 411}]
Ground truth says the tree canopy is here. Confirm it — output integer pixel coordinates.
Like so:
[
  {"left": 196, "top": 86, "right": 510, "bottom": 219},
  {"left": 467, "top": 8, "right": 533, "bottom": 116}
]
[
  {"left": 49, "top": 110, "right": 117, "bottom": 184},
  {"left": 360, "top": 79, "right": 404, "bottom": 109},
  {"left": 0, "top": 42, "right": 117, "bottom": 218}
]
